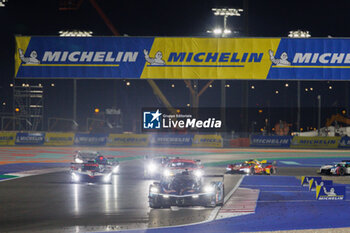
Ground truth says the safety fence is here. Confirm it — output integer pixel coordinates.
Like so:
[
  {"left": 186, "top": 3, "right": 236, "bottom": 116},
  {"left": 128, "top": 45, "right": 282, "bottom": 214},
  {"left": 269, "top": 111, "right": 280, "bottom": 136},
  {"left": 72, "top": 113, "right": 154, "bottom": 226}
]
[
  {"left": 2, "top": 131, "right": 350, "bottom": 149},
  {"left": 0, "top": 131, "right": 223, "bottom": 148}
]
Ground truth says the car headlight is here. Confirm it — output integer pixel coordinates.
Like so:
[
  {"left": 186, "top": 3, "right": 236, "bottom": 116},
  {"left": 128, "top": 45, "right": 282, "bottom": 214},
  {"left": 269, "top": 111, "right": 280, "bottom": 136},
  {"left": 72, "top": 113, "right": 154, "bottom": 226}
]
[
  {"left": 113, "top": 166, "right": 119, "bottom": 173},
  {"left": 150, "top": 186, "right": 159, "bottom": 193},
  {"left": 204, "top": 185, "right": 215, "bottom": 193},
  {"left": 147, "top": 163, "right": 157, "bottom": 173},
  {"left": 75, "top": 158, "right": 83, "bottom": 163},
  {"left": 164, "top": 169, "right": 172, "bottom": 177},
  {"left": 72, "top": 173, "right": 80, "bottom": 182},
  {"left": 192, "top": 194, "right": 199, "bottom": 198},
  {"left": 194, "top": 170, "right": 203, "bottom": 177},
  {"left": 103, "top": 174, "right": 112, "bottom": 182}
]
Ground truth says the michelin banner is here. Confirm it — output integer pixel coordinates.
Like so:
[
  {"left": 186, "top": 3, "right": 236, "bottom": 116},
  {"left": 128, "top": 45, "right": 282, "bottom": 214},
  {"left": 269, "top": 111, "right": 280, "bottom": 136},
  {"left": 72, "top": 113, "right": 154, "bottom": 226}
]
[
  {"left": 15, "top": 36, "right": 350, "bottom": 80},
  {"left": 316, "top": 185, "right": 346, "bottom": 200},
  {"left": 44, "top": 132, "right": 74, "bottom": 146},
  {"left": 149, "top": 134, "right": 194, "bottom": 147},
  {"left": 192, "top": 135, "right": 223, "bottom": 148},
  {"left": 107, "top": 134, "right": 149, "bottom": 147},
  {"left": 250, "top": 135, "right": 292, "bottom": 147},
  {"left": 74, "top": 133, "right": 108, "bottom": 146},
  {"left": 291, "top": 136, "right": 341, "bottom": 149},
  {"left": 0, "top": 132, "right": 16, "bottom": 146},
  {"left": 15, "top": 132, "right": 45, "bottom": 145}
]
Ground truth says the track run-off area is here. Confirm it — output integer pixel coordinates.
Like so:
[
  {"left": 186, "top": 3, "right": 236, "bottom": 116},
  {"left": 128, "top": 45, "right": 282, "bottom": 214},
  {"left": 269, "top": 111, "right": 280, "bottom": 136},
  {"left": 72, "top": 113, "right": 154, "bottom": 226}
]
[{"left": 1, "top": 147, "right": 350, "bottom": 233}]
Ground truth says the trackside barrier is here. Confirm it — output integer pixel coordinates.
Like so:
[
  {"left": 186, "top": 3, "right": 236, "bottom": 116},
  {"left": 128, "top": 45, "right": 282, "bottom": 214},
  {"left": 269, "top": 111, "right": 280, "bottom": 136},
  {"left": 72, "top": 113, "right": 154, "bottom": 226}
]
[
  {"left": 74, "top": 133, "right": 108, "bottom": 146},
  {"left": 192, "top": 134, "right": 223, "bottom": 148},
  {"left": 250, "top": 135, "right": 292, "bottom": 148},
  {"left": 316, "top": 185, "right": 346, "bottom": 200},
  {"left": 0, "top": 131, "right": 16, "bottom": 146},
  {"left": 107, "top": 134, "right": 149, "bottom": 147},
  {"left": 149, "top": 134, "right": 194, "bottom": 147},
  {"left": 291, "top": 136, "right": 341, "bottom": 149},
  {"left": 44, "top": 132, "right": 74, "bottom": 146},
  {"left": 229, "top": 138, "right": 250, "bottom": 147},
  {"left": 15, "top": 132, "right": 45, "bottom": 145}
]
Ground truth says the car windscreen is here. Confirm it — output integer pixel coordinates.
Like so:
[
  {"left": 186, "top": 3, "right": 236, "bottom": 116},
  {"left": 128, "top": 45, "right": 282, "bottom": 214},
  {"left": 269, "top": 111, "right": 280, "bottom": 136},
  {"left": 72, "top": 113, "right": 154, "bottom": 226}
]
[{"left": 169, "top": 162, "right": 196, "bottom": 168}]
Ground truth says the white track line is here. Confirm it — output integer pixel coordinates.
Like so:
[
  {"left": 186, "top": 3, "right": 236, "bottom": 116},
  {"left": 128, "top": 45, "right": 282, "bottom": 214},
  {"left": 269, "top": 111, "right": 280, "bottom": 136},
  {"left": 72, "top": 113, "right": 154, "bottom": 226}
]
[
  {"left": 224, "top": 175, "right": 244, "bottom": 204},
  {"left": 207, "top": 175, "right": 245, "bottom": 221}
]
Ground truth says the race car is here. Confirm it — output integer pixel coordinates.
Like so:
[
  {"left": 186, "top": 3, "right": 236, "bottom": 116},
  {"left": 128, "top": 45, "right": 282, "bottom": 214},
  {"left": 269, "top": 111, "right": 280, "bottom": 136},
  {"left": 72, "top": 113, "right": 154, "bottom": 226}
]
[
  {"left": 144, "top": 156, "right": 170, "bottom": 179},
  {"left": 319, "top": 160, "right": 350, "bottom": 176},
  {"left": 226, "top": 159, "right": 276, "bottom": 175},
  {"left": 73, "top": 151, "right": 120, "bottom": 174},
  {"left": 70, "top": 160, "right": 113, "bottom": 183},
  {"left": 162, "top": 158, "right": 204, "bottom": 179},
  {"left": 148, "top": 171, "right": 224, "bottom": 208},
  {"left": 70, "top": 151, "right": 120, "bottom": 183}
]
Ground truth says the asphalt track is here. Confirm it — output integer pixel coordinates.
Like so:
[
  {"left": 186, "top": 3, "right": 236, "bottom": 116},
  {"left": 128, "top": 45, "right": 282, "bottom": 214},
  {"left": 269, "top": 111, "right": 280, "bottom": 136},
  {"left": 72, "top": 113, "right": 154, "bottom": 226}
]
[{"left": 1, "top": 147, "right": 350, "bottom": 233}]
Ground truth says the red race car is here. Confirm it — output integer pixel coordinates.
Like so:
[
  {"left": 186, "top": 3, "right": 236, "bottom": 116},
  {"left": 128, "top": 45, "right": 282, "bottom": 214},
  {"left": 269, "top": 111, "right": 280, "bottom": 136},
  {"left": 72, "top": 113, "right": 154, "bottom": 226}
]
[
  {"left": 162, "top": 158, "right": 204, "bottom": 178},
  {"left": 226, "top": 159, "right": 276, "bottom": 175}
]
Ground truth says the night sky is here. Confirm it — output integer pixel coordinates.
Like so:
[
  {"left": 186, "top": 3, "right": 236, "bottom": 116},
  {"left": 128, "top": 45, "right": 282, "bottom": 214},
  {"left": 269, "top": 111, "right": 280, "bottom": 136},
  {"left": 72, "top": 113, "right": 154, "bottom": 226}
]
[{"left": 1, "top": 0, "right": 350, "bottom": 132}]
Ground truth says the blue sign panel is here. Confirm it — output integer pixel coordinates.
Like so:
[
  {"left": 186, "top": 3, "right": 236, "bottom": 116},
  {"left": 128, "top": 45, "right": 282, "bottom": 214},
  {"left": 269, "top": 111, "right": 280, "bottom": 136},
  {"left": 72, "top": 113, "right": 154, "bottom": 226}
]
[
  {"left": 74, "top": 133, "right": 108, "bottom": 146},
  {"left": 15, "top": 132, "right": 45, "bottom": 145},
  {"left": 316, "top": 185, "right": 346, "bottom": 200},
  {"left": 149, "top": 134, "right": 194, "bottom": 147},
  {"left": 339, "top": 136, "right": 350, "bottom": 148},
  {"left": 267, "top": 38, "right": 350, "bottom": 80},
  {"left": 250, "top": 135, "right": 292, "bottom": 147}
]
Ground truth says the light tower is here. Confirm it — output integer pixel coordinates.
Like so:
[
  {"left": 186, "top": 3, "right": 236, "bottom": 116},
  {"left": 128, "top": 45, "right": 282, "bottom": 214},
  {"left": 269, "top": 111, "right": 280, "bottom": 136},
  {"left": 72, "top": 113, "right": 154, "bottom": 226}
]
[
  {"left": 207, "top": 8, "right": 243, "bottom": 37},
  {"left": 288, "top": 30, "right": 311, "bottom": 133}
]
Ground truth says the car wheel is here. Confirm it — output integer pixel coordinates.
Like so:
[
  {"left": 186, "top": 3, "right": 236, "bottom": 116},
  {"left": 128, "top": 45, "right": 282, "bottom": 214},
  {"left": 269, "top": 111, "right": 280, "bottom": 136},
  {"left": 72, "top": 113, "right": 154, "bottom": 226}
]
[
  {"left": 149, "top": 199, "right": 161, "bottom": 209},
  {"left": 339, "top": 167, "right": 346, "bottom": 176},
  {"left": 270, "top": 168, "right": 274, "bottom": 175},
  {"left": 250, "top": 167, "right": 255, "bottom": 175}
]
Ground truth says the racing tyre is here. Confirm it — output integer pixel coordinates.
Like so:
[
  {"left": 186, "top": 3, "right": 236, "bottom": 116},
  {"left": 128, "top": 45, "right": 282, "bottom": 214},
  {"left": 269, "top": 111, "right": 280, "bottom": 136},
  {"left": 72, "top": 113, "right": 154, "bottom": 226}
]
[
  {"left": 250, "top": 167, "right": 255, "bottom": 175},
  {"left": 269, "top": 168, "right": 274, "bottom": 175},
  {"left": 339, "top": 167, "right": 346, "bottom": 176}
]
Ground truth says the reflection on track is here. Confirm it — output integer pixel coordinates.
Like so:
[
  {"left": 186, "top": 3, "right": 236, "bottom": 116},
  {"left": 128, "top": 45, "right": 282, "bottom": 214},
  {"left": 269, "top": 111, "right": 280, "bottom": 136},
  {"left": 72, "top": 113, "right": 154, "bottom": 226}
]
[
  {"left": 0, "top": 158, "right": 322, "bottom": 233},
  {"left": 0, "top": 160, "right": 221, "bottom": 232}
]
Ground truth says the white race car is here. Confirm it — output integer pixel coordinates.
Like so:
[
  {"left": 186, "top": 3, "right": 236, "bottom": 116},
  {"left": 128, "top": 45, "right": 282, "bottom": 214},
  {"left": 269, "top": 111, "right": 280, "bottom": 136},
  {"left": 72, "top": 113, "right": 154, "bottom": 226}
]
[{"left": 319, "top": 160, "right": 350, "bottom": 176}]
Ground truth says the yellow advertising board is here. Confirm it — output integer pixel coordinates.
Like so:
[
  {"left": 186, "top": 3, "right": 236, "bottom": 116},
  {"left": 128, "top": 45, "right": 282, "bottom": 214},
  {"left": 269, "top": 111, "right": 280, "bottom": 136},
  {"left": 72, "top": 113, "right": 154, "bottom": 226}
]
[
  {"left": 107, "top": 134, "right": 149, "bottom": 147},
  {"left": 192, "top": 134, "right": 223, "bottom": 148},
  {"left": 0, "top": 132, "right": 16, "bottom": 146},
  {"left": 44, "top": 132, "right": 74, "bottom": 146},
  {"left": 290, "top": 136, "right": 341, "bottom": 149},
  {"left": 141, "top": 38, "right": 280, "bottom": 80}
]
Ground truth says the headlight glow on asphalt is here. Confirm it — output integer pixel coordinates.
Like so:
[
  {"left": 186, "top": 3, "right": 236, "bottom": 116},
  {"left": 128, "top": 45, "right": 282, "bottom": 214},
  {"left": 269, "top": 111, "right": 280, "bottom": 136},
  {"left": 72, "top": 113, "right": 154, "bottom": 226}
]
[
  {"left": 147, "top": 163, "right": 157, "bottom": 173},
  {"left": 72, "top": 173, "right": 80, "bottom": 182},
  {"left": 113, "top": 166, "right": 119, "bottom": 173},
  {"left": 103, "top": 174, "right": 112, "bottom": 182}
]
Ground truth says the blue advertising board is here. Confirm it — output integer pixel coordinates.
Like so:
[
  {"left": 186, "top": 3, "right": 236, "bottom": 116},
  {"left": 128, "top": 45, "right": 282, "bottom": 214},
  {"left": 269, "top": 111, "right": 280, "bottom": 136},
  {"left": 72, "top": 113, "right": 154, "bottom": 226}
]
[
  {"left": 316, "top": 185, "right": 346, "bottom": 200},
  {"left": 74, "top": 133, "right": 108, "bottom": 146},
  {"left": 250, "top": 135, "right": 292, "bottom": 147},
  {"left": 309, "top": 179, "right": 333, "bottom": 191},
  {"left": 15, "top": 132, "right": 45, "bottom": 145},
  {"left": 149, "top": 134, "right": 194, "bottom": 147},
  {"left": 339, "top": 136, "right": 350, "bottom": 148},
  {"left": 15, "top": 37, "right": 350, "bottom": 80}
]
